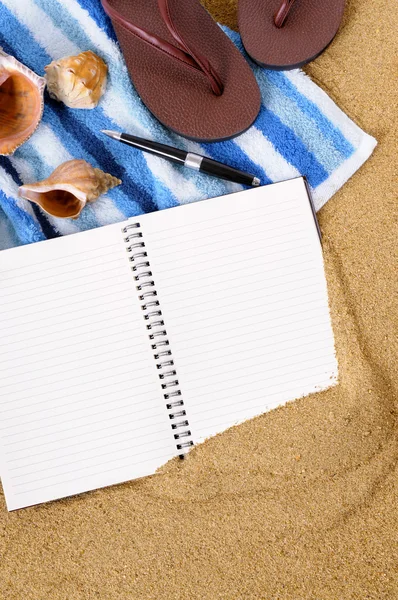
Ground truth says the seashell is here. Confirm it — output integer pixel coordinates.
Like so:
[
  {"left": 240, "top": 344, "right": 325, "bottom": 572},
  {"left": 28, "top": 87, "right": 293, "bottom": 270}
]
[
  {"left": 18, "top": 159, "right": 121, "bottom": 219},
  {"left": 44, "top": 51, "right": 107, "bottom": 109},
  {"left": 0, "top": 49, "right": 45, "bottom": 156}
]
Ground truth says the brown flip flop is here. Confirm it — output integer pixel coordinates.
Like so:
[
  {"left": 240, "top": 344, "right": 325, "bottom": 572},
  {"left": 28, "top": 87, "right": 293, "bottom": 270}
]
[
  {"left": 239, "top": 0, "right": 345, "bottom": 70},
  {"left": 101, "top": 0, "right": 261, "bottom": 142}
]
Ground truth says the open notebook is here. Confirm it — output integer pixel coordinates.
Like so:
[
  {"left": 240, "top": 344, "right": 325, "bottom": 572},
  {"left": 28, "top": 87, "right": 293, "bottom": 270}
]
[{"left": 0, "top": 177, "right": 337, "bottom": 510}]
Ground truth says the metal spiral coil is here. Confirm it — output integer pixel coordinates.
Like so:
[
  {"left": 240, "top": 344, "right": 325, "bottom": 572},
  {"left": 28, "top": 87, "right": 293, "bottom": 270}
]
[
  {"left": 125, "top": 233, "right": 143, "bottom": 247},
  {"left": 156, "top": 360, "right": 174, "bottom": 369},
  {"left": 146, "top": 320, "right": 164, "bottom": 329},
  {"left": 122, "top": 222, "right": 140, "bottom": 233},
  {"left": 166, "top": 400, "right": 183, "bottom": 409},
  {"left": 158, "top": 370, "right": 176, "bottom": 379},
  {"left": 132, "top": 261, "right": 150, "bottom": 271},
  {"left": 144, "top": 311, "right": 162, "bottom": 320},
  {"left": 122, "top": 221, "right": 194, "bottom": 457},
  {"left": 171, "top": 419, "right": 189, "bottom": 430}
]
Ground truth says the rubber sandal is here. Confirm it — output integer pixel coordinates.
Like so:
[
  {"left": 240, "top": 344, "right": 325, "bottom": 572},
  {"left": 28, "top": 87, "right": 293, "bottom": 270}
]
[
  {"left": 101, "top": 0, "right": 261, "bottom": 142},
  {"left": 239, "top": 0, "right": 345, "bottom": 70}
]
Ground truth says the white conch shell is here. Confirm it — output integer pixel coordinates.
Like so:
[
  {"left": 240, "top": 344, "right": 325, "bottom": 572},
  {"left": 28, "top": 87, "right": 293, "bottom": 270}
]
[
  {"left": 44, "top": 51, "right": 107, "bottom": 109},
  {"left": 18, "top": 159, "right": 121, "bottom": 219},
  {"left": 0, "top": 49, "right": 45, "bottom": 155}
]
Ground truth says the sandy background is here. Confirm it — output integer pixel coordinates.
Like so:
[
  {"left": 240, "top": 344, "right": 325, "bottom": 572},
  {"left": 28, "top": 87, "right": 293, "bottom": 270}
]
[{"left": 0, "top": 0, "right": 397, "bottom": 598}]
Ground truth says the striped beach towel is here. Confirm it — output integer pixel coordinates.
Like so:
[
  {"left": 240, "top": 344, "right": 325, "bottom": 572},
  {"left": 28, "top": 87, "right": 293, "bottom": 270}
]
[{"left": 0, "top": 0, "right": 376, "bottom": 249}]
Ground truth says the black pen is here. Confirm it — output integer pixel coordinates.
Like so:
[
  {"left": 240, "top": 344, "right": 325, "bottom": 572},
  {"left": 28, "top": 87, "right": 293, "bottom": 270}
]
[{"left": 101, "top": 130, "right": 260, "bottom": 187}]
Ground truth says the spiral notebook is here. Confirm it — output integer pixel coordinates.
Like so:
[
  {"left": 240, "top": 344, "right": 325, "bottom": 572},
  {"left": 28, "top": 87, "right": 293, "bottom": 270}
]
[{"left": 0, "top": 177, "right": 337, "bottom": 510}]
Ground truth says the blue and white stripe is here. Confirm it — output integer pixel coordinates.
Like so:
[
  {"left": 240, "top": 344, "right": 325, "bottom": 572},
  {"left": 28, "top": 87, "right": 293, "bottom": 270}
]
[{"left": 0, "top": 0, "right": 376, "bottom": 248}]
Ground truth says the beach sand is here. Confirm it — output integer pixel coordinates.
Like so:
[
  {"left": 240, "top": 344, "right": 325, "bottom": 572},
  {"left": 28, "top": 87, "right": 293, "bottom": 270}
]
[{"left": 0, "top": 0, "right": 397, "bottom": 598}]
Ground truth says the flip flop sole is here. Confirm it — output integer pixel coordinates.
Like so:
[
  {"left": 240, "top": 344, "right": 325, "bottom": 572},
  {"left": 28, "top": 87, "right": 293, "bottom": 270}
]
[
  {"left": 106, "top": 0, "right": 261, "bottom": 142},
  {"left": 249, "top": 36, "right": 337, "bottom": 71},
  {"left": 239, "top": 0, "right": 345, "bottom": 70},
  {"left": 154, "top": 107, "right": 259, "bottom": 143}
]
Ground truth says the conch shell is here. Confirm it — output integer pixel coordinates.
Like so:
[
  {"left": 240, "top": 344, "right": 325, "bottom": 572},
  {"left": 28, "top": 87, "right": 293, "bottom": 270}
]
[
  {"left": 0, "top": 50, "right": 45, "bottom": 155},
  {"left": 45, "top": 51, "right": 107, "bottom": 109},
  {"left": 18, "top": 159, "right": 121, "bottom": 218}
]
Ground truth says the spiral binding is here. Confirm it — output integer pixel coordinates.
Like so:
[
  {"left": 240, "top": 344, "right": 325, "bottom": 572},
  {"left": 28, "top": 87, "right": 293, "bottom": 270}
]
[{"left": 122, "top": 222, "right": 194, "bottom": 457}]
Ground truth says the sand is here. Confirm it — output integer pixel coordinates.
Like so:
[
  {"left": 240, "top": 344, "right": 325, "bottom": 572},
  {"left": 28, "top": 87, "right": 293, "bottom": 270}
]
[{"left": 0, "top": 0, "right": 397, "bottom": 598}]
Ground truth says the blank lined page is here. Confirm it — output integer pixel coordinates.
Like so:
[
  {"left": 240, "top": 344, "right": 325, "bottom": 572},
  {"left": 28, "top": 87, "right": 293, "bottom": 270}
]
[
  {"left": 140, "top": 178, "right": 338, "bottom": 444},
  {"left": 0, "top": 224, "right": 175, "bottom": 510}
]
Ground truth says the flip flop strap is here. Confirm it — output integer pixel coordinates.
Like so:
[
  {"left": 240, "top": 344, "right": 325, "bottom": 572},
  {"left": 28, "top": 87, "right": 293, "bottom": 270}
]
[
  {"left": 157, "top": 0, "right": 223, "bottom": 95},
  {"left": 101, "top": 0, "right": 223, "bottom": 96},
  {"left": 274, "top": 0, "right": 297, "bottom": 28}
]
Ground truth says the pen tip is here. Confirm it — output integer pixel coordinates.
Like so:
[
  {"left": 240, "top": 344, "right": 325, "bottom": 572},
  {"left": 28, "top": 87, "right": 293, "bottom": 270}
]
[
  {"left": 252, "top": 177, "right": 261, "bottom": 187},
  {"left": 101, "top": 130, "right": 121, "bottom": 141}
]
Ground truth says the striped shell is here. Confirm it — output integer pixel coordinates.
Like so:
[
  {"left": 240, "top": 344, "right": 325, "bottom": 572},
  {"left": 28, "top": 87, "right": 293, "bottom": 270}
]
[
  {"left": 0, "top": 50, "right": 45, "bottom": 156},
  {"left": 18, "top": 159, "right": 121, "bottom": 219}
]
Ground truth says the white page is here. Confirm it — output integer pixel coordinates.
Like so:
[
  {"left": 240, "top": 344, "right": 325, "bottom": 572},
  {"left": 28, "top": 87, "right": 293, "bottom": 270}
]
[
  {"left": 139, "top": 178, "right": 338, "bottom": 444},
  {"left": 0, "top": 224, "right": 176, "bottom": 510}
]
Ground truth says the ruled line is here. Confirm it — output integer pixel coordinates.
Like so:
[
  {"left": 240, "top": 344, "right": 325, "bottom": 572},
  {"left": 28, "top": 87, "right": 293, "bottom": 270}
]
[
  {"left": 0, "top": 360, "right": 154, "bottom": 399},
  {"left": 162, "top": 280, "right": 322, "bottom": 319},
  {"left": 0, "top": 242, "right": 120, "bottom": 277},
  {"left": 12, "top": 450, "right": 173, "bottom": 496},
  {"left": 153, "top": 245, "right": 314, "bottom": 292},
  {"left": 156, "top": 253, "right": 315, "bottom": 296},
  {"left": 149, "top": 227, "right": 309, "bottom": 273},
  {"left": 184, "top": 355, "right": 334, "bottom": 401},
  {"left": 0, "top": 343, "right": 151, "bottom": 388},
  {"left": 162, "top": 273, "right": 318, "bottom": 307},
  {"left": 164, "top": 293, "right": 325, "bottom": 341},
  {"left": 162, "top": 278, "right": 319, "bottom": 322},
  {"left": 0, "top": 303, "right": 136, "bottom": 342},
  {"left": 180, "top": 337, "right": 334, "bottom": 382},
  {"left": 0, "top": 387, "right": 154, "bottom": 426},
  {"left": 193, "top": 375, "right": 335, "bottom": 432},
  {"left": 0, "top": 322, "right": 136, "bottom": 363},
  {"left": 149, "top": 233, "right": 309, "bottom": 278},
  {"left": 10, "top": 427, "right": 169, "bottom": 479},
  {"left": 176, "top": 319, "right": 331, "bottom": 356},
  {"left": 0, "top": 291, "right": 133, "bottom": 331},
  {"left": 163, "top": 283, "right": 320, "bottom": 322},
  {"left": 190, "top": 366, "right": 336, "bottom": 416},
  {"left": 12, "top": 441, "right": 171, "bottom": 488},
  {"left": 4, "top": 415, "right": 164, "bottom": 459},
  {"left": 169, "top": 307, "right": 328, "bottom": 342},
  {"left": 146, "top": 213, "right": 303, "bottom": 258},
  {"left": 8, "top": 426, "right": 167, "bottom": 472},
  {"left": 0, "top": 319, "right": 137, "bottom": 357},
  {"left": 0, "top": 371, "right": 150, "bottom": 413},
  {"left": 3, "top": 408, "right": 166, "bottom": 447},
  {"left": 0, "top": 342, "right": 151, "bottom": 382},
  {"left": 147, "top": 211, "right": 302, "bottom": 254},
  {"left": 177, "top": 326, "right": 332, "bottom": 366},
  {"left": 3, "top": 402, "right": 164, "bottom": 442},
  {"left": 143, "top": 197, "right": 299, "bottom": 242},
  {"left": 0, "top": 268, "right": 129, "bottom": 309},
  {"left": 159, "top": 263, "right": 318, "bottom": 301},
  {"left": 0, "top": 393, "right": 162, "bottom": 437},
  {"left": 0, "top": 255, "right": 124, "bottom": 293}
]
